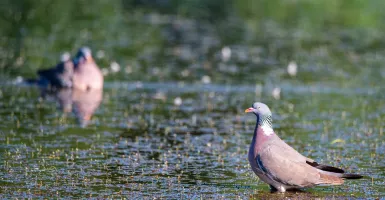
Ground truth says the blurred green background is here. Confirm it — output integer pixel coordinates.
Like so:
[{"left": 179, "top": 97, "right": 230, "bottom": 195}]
[{"left": 1, "top": 0, "right": 385, "bottom": 85}]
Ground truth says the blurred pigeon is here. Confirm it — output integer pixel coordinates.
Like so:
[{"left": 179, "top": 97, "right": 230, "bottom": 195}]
[
  {"left": 72, "top": 47, "right": 104, "bottom": 91},
  {"left": 245, "top": 102, "right": 362, "bottom": 192},
  {"left": 32, "top": 53, "right": 74, "bottom": 88}
]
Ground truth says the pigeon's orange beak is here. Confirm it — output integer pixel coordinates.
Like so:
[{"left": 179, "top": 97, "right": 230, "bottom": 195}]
[{"left": 245, "top": 107, "right": 254, "bottom": 113}]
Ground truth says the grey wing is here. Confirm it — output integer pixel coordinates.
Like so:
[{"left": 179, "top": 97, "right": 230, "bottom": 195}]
[
  {"left": 270, "top": 135, "right": 342, "bottom": 172},
  {"left": 269, "top": 134, "right": 311, "bottom": 163},
  {"left": 258, "top": 143, "right": 322, "bottom": 187}
]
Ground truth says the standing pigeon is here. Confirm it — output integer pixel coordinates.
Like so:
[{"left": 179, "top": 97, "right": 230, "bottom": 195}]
[
  {"left": 72, "top": 47, "right": 104, "bottom": 91},
  {"left": 245, "top": 102, "right": 362, "bottom": 192}
]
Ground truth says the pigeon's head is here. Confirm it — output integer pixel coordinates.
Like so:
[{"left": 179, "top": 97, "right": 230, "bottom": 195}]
[
  {"left": 60, "top": 52, "right": 71, "bottom": 62},
  {"left": 245, "top": 102, "right": 272, "bottom": 117},
  {"left": 57, "top": 52, "right": 73, "bottom": 74},
  {"left": 73, "top": 47, "right": 93, "bottom": 65}
]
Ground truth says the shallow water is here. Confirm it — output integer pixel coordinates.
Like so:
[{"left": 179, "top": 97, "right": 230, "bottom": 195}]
[{"left": 0, "top": 80, "right": 383, "bottom": 199}]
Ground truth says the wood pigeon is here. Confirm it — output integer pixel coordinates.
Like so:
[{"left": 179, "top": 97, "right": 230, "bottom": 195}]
[{"left": 245, "top": 102, "right": 362, "bottom": 192}]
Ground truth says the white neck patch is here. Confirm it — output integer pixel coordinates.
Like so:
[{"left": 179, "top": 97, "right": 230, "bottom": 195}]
[{"left": 261, "top": 124, "right": 274, "bottom": 136}]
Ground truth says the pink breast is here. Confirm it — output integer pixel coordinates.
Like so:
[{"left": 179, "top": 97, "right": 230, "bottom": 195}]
[{"left": 255, "top": 126, "right": 274, "bottom": 152}]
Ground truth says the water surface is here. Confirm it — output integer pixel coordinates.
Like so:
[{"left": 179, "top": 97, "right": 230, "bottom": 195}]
[{"left": 0, "top": 80, "right": 383, "bottom": 199}]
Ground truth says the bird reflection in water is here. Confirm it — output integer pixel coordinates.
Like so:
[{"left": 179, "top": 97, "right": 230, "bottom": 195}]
[{"left": 41, "top": 87, "right": 103, "bottom": 127}]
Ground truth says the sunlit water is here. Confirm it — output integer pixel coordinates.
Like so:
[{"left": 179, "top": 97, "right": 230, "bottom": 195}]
[{"left": 0, "top": 80, "right": 383, "bottom": 199}]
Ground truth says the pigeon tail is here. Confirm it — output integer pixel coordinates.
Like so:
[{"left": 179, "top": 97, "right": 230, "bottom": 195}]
[
  {"left": 306, "top": 161, "right": 345, "bottom": 173},
  {"left": 307, "top": 161, "right": 363, "bottom": 180},
  {"left": 341, "top": 173, "right": 363, "bottom": 179}
]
